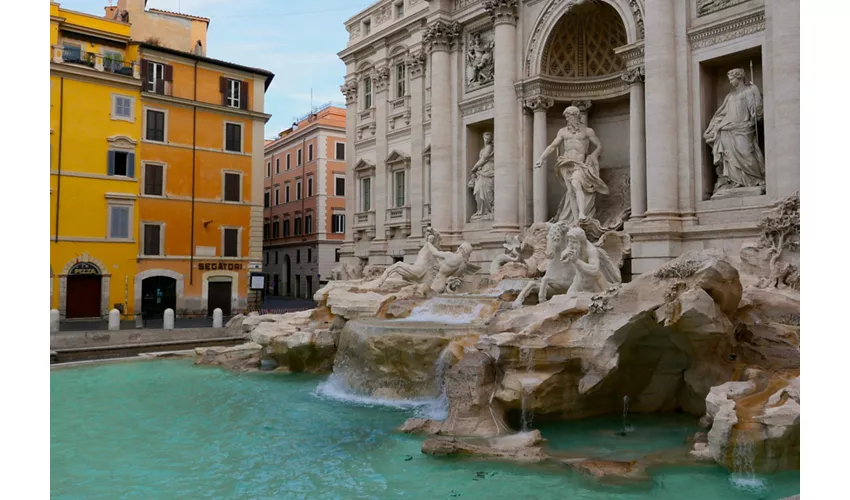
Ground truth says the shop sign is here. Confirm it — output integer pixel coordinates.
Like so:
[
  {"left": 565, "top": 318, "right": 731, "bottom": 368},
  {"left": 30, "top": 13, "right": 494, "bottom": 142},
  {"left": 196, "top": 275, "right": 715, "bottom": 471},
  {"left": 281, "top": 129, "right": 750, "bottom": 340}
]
[
  {"left": 68, "top": 262, "right": 101, "bottom": 276},
  {"left": 197, "top": 262, "right": 244, "bottom": 271}
]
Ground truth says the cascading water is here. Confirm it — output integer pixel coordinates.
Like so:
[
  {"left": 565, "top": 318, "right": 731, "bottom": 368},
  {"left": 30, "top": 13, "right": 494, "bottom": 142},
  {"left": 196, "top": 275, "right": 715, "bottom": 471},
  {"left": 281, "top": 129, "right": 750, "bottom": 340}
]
[
  {"left": 424, "top": 348, "right": 452, "bottom": 420},
  {"left": 397, "top": 297, "right": 495, "bottom": 324},
  {"left": 617, "top": 395, "right": 632, "bottom": 436},
  {"left": 729, "top": 428, "right": 767, "bottom": 491},
  {"left": 519, "top": 346, "right": 535, "bottom": 432}
]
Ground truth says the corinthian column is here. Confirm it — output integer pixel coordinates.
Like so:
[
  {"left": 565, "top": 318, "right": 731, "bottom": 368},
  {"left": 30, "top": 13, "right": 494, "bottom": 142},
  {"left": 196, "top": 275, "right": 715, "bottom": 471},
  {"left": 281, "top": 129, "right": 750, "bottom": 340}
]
[
  {"left": 407, "top": 49, "right": 427, "bottom": 238},
  {"left": 423, "top": 20, "right": 460, "bottom": 234},
  {"left": 340, "top": 80, "right": 358, "bottom": 243},
  {"left": 644, "top": 0, "right": 678, "bottom": 217},
  {"left": 485, "top": 0, "right": 520, "bottom": 233},
  {"left": 622, "top": 66, "right": 647, "bottom": 218},
  {"left": 525, "top": 96, "right": 553, "bottom": 223}
]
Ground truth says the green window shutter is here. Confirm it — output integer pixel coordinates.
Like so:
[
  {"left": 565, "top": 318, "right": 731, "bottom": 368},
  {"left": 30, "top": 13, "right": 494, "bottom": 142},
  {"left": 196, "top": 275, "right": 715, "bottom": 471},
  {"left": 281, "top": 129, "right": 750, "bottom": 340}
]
[
  {"left": 126, "top": 153, "right": 135, "bottom": 178},
  {"left": 107, "top": 151, "right": 115, "bottom": 176}
]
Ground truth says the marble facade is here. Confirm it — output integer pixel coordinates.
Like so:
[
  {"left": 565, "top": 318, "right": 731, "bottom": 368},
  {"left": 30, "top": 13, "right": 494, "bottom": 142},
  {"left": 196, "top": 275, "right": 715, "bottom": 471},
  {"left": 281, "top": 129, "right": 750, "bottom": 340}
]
[{"left": 337, "top": 0, "right": 799, "bottom": 279}]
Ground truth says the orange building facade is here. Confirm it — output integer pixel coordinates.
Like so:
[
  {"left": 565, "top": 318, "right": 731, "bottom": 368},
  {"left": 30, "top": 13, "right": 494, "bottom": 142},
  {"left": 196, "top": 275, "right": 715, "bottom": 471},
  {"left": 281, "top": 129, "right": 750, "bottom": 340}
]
[
  {"left": 135, "top": 42, "right": 273, "bottom": 319},
  {"left": 262, "top": 105, "right": 347, "bottom": 299}
]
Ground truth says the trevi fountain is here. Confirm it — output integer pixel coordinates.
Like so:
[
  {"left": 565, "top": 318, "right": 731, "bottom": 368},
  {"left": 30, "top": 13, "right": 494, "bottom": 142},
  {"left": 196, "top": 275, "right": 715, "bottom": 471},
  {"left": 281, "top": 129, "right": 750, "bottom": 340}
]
[{"left": 51, "top": 1, "right": 800, "bottom": 498}]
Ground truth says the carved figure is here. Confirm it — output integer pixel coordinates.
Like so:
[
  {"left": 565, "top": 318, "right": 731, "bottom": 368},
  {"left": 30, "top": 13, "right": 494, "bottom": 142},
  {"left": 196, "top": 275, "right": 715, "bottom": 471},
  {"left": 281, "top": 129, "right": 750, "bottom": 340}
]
[
  {"left": 489, "top": 222, "right": 550, "bottom": 280},
  {"left": 489, "top": 235, "right": 522, "bottom": 277},
  {"left": 468, "top": 132, "right": 495, "bottom": 220},
  {"left": 426, "top": 241, "right": 476, "bottom": 294},
  {"left": 466, "top": 32, "right": 495, "bottom": 87},
  {"left": 753, "top": 192, "right": 800, "bottom": 290},
  {"left": 330, "top": 257, "right": 366, "bottom": 281},
  {"left": 536, "top": 106, "right": 609, "bottom": 226},
  {"left": 376, "top": 227, "right": 442, "bottom": 287},
  {"left": 559, "top": 226, "right": 621, "bottom": 296},
  {"left": 512, "top": 222, "right": 577, "bottom": 308},
  {"left": 704, "top": 68, "right": 765, "bottom": 194}
]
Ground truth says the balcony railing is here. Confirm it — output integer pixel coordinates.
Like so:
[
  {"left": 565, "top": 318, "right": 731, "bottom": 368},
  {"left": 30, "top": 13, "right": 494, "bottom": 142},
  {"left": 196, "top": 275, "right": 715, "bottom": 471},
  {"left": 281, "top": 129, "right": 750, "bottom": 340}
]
[
  {"left": 354, "top": 211, "right": 376, "bottom": 229},
  {"left": 52, "top": 45, "right": 140, "bottom": 79}
]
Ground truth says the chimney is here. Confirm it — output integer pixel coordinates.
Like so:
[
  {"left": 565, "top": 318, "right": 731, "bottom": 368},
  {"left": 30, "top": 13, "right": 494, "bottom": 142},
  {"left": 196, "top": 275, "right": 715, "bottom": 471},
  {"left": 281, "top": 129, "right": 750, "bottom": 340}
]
[{"left": 104, "top": 5, "right": 118, "bottom": 19}]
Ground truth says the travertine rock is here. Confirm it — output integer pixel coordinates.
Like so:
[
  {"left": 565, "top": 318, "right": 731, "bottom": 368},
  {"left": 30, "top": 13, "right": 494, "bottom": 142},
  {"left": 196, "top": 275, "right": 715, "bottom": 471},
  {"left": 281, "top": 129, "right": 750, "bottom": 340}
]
[
  {"left": 421, "top": 430, "right": 545, "bottom": 461},
  {"left": 439, "top": 349, "right": 510, "bottom": 437},
  {"left": 194, "top": 342, "right": 262, "bottom": 372}
]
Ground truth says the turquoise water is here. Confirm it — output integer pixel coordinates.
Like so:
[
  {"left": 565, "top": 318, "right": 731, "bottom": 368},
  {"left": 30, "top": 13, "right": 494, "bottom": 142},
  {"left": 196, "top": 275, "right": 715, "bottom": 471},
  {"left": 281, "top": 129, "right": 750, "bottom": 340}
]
[{"left": 51, "top": 360, "right": 800, "bottom": 500}]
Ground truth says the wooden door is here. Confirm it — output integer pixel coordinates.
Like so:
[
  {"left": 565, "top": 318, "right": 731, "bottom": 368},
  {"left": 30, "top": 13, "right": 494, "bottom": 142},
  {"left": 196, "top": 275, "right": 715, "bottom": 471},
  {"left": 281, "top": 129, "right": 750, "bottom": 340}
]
[
  {"left": 66, "top": 276, "right": 102, "bottom": 318},
  {"left": 208, "top": 281, "right": 232, "bottom": 317}
]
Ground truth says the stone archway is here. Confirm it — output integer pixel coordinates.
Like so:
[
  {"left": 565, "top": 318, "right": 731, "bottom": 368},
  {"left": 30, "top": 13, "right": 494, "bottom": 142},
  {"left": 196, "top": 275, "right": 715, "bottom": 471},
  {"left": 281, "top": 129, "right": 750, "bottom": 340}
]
[
  {"left": 59, "top": 253, "right": 110, "bottom": 318},
  {"left": 134, "top": 269, "right": 185, "bottom": 318},
  {"left": 524, "top": 0, "right": 642, "bottom": 79}
]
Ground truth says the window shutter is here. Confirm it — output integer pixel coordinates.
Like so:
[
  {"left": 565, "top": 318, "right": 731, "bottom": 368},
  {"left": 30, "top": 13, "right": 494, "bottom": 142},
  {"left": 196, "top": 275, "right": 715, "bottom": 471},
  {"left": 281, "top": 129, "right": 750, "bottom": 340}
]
[
  {"left": 164, "top": 64, "right": 173, "bottom": 82},
  {"left": 241, "top": 81, "right": 250, "bottom": 110},
  {"left": 155, "top": 166, "right": 163, "bottom": 194},
  {"left": 110, "top": 208, "right": 119, "bottom": 237},
  {"left": 126, "top": 152, "right": 135, "bottom": 178},
  {"left": 107, "top": 151, "right": 115, "bottom": 176},
  {"left": 140, "top": 59, "right": 149, "bottom": 84},
  {"left": 155, "top": 79, "right": 165, "bottom": 95},
  {"left": 220, "top": 76, "right": 228, "bottom": 105}
]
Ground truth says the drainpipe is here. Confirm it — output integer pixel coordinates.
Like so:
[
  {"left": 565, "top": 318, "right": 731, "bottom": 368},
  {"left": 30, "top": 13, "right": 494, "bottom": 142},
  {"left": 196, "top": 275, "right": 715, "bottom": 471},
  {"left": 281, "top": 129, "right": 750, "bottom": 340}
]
[
  {"left": 54, "top": 78, "right": 64, "bottom": 243},
  {"left": 189, "top": 60, "right": 198, "bottom": 286}
]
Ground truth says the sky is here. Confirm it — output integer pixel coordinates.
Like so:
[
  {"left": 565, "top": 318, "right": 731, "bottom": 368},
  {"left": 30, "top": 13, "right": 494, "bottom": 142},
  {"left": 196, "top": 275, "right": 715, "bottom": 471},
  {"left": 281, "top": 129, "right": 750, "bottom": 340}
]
[{"left": 58, "top": 0, "right": 373, "bottom": 137}]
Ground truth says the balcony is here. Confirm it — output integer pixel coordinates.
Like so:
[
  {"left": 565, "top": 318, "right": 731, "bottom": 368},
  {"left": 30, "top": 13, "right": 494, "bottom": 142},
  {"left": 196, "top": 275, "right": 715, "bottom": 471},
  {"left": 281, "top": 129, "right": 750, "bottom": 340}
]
[
  {"left": 353, "top": 211, "right": 376, "bottom": 241},
  {"left": 385, "top": 206, "right": 411, "bottom": 238},
  {"left": 52, "top": 45, "right": 139, "bottom": 79}
]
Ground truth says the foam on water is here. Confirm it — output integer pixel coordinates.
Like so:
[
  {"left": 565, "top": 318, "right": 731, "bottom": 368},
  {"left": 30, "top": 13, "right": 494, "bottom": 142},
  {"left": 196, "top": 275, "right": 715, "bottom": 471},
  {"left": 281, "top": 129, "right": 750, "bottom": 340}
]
[
  {"left": 397, "top": 297, "right": 489, "bottom": 324},
  {"left": 314, "top": 375, "right": 447, "bottom": 420},
  {"left": 729, "top": 474, "right": 768, "bottom": 491}
]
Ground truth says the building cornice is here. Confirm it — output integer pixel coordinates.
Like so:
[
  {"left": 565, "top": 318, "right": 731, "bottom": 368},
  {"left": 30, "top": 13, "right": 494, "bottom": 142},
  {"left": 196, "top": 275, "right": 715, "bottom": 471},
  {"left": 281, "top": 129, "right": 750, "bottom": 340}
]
[
  {"left": 140, "top": 92, "right": 272, "bottom": 122},
  {"left": 687, "top": 8, "right": 765, "bottom": 50},
  {"left": 50, "top": 63, "right": 142, "bottom": 90}
]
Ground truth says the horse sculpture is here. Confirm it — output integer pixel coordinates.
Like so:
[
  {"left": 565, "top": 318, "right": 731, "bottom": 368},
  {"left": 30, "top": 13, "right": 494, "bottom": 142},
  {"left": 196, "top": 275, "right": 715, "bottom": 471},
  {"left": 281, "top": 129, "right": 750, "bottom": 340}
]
[{"left": 512, "top": 221, "right": 576, "bottom": 308}]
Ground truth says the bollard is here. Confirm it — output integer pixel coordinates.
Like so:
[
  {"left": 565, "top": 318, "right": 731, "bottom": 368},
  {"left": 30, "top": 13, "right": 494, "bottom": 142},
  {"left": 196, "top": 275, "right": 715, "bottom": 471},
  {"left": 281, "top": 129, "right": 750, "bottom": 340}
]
[
  {"left": 108, "top": 308, "right": 121, "bottom": 331},
  {"left": 163, "top": 308, "right": 175, "bottom": 331},
  {"left": 213, "top": 308, "right": 223, "bottom": 328},
  {"left": 50, "top": 309, "right": 60, "bottom": 333}
]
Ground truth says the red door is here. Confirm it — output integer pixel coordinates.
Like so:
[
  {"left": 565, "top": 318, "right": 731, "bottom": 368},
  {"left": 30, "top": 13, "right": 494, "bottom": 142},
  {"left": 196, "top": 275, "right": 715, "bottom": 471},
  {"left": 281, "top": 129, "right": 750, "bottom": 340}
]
[{"left": 66, "top": 275, "right": 102, "bottom": 318}]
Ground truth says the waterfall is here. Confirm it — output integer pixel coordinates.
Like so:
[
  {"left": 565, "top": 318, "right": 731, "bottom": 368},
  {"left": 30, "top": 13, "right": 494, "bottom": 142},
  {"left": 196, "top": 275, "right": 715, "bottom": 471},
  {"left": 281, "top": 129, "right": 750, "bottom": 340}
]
[
  {"left": 729, "top": 428, "right": 766, "bottom": 491},
  {"left": 519, "top": 346, "right": 535, "bottom": 433},
  {"left": 425, "top": 348, "right": 452, "bottom": 420},
  {"left": 617, "top": 395, "right": 632, "bottom": 436},
  {"left": 397, "top": 297, "right": 492, "bottom": 324}
]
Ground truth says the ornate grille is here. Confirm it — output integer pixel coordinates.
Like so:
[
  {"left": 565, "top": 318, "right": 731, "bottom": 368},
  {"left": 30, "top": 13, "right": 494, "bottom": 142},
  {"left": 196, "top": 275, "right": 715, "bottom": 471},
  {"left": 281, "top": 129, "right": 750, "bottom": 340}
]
[{"left": 541, "top": 2, "right": 627, "bottom": 78}]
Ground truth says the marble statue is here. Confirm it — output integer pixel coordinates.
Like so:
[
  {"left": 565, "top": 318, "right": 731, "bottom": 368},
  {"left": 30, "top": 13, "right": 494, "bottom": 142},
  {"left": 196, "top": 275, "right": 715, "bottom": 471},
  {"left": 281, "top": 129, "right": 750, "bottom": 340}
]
[
  {"left": 469, "top": 132, "right": 495, "bottom": 220},
  {"left": 535, "top": 106, "right": 609, "bottom": 226},
  {"left": 704, "top": 68, "right": 765, "bottom": 195},
  {"left": 489, "top": 222, "right": 549, "bottom": 280},
  {"left": 426, "top": 240, "right": 476, "bottom": 294},
  {"left": 512, "top": 223, "right": 624, "bottom": 308},
  {"left": 376, "top": 227, "right": 442, "bottom": 287},
  {"left": 330, "top": 257, "right": 366, "bottom": 281},
  {"left": 466, "top": 32, "right": 494, "bottom": 88}
]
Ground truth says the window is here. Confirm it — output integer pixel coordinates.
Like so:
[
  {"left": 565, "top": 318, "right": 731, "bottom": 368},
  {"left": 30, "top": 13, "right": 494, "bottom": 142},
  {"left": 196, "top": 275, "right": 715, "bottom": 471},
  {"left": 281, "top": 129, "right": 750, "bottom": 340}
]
[
  {"left": 285, "top": 183, "right": 291, "bottom": 203},
  {"left": 263, "top": 220, "right": 270, "bottom": 240},
  {"left": 225, "top": 79, "right": 241, "bottom": 108},
  {"left": 296, "top": 180, "right": 302, "bottom": 200},
  {"left": 274, "top": 186, "right": 280, "bottom": 205},
  {"left": 395, "top": 170, "right": 406, "bottom": 207},
  {"left": 296, "top": 250, "right": 301, "bottom": 263},
  {"left": 308, "top": 144, "right": 314, "bottom": 162},
  {"left": 142, "top": 223, "right": 162, "bottom": 256},
  {"left": 272, "top": 217, "right": 280, "bottom": 238},
  {"left": 335, "top": 142, "right": 345, "bottom": 160},
  {"left": 145, "top": 109, "right": 165, "bottom": 142},
  {"left": 145, "top": 61, "right": 165, "bottom": 93},
  {"left": 307, "top": 248, "right": 312, "bottom": 263},
  {"left": 275, "top": 251, "right": 279, "bottom": 264},
  {"left": 276, "top": 158, "right": 280, "bottom": 174},
  {"left": 283, "top": 219, "right": 291, "bottom": 237},
  {"left": 108, "top": 205, "right": 130, "bottom": 239},
  {"left": 63, "top": 43, "right": 82, "bottom": 63},
  {"left": 307, "top": 177, "right": 313, "bottom": 197},
  {"left": 396, "top": 63, "right": 406, "bottom": 98},
  {"left": 362, "top": 177, "right": 372, "bottom": 211},
  {"left": 363, "top": 77, "right": 372, "bottom": 109},
  {"left": 295, "top": 216, "right": 302, "bottom": 236},
  {"left": 297, "top": 149, "right": 302, "bottom": 166},
  {"left": 335, "top": 176, "right": 346, "bottom": 196},
  {"left": 264, "top": 190, "right": 270, "bottom": 208},
  {"left": 265, "top": 252, "right": 269, "bottom": 265},
  {"left": 395, "top": 1, "right": 404, "bottom": 18},
  {"left": 224, "top": 172, "right": 241, "bottom": 202},
  {"left": 112, "top": 94, "right": 133, "bottom": 121},
  {"left": 107, "top": 150, "right": 134, "bottom": 177},
  {"left": 363, "top": 19, "right": 371, "bottom": 35},
  {"left": 144, "top": 163, "right": 164, "bottom": 196},
  {"left": 223, "top": 228, "right": 239, "bottom": 257},
  {"left": 286, "top": 153, "right": 291, "bottom": 170},
  {"left": 393, "top": 256, "right": 404, "bottom": 263},
  {"left": 103, "top": 50, "right": 123, "bottom": 73},
  {"left": 335, "top": 248, "right": 341, "bottom": 262},
  {"left": 266, "top": 162, "right": 271, "bottom": 178},
  {"left": 305, "top": 214, "right": 313, "bottom": 234},
  {"left": 332, "top": 214, "right": 345, "bottom": 234},
  {"left": 225, "top": 123, "right": 242, "bottom": 152}
]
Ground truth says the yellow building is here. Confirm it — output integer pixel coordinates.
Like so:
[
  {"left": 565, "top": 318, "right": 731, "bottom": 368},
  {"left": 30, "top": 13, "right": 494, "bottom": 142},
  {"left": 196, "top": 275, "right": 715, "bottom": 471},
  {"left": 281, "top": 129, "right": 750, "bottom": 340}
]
[{"left": 50, "top": 2, "right": 142, "bottom": 319}]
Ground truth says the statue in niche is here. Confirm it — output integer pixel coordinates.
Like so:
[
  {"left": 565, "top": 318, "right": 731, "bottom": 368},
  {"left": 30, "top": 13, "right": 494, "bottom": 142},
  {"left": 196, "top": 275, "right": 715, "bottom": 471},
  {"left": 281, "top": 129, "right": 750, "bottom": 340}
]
[
  {"left": 375, "top": 227, "right": 442, "bottom": 288},
  {"left": 468, "top": 131, "right": 495, "bottom": 220},
  {"left": 425, "top": 240, "right": 477, "bottom": 294},
  {"left": 466, "top": 32, "right": 494, "bottom": 88},
  {"left": 704, "top": 68, "right": 765, "bottom": 195},
  {"left": 535, "top": 106, "right": 609, "bottom": 226}
]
